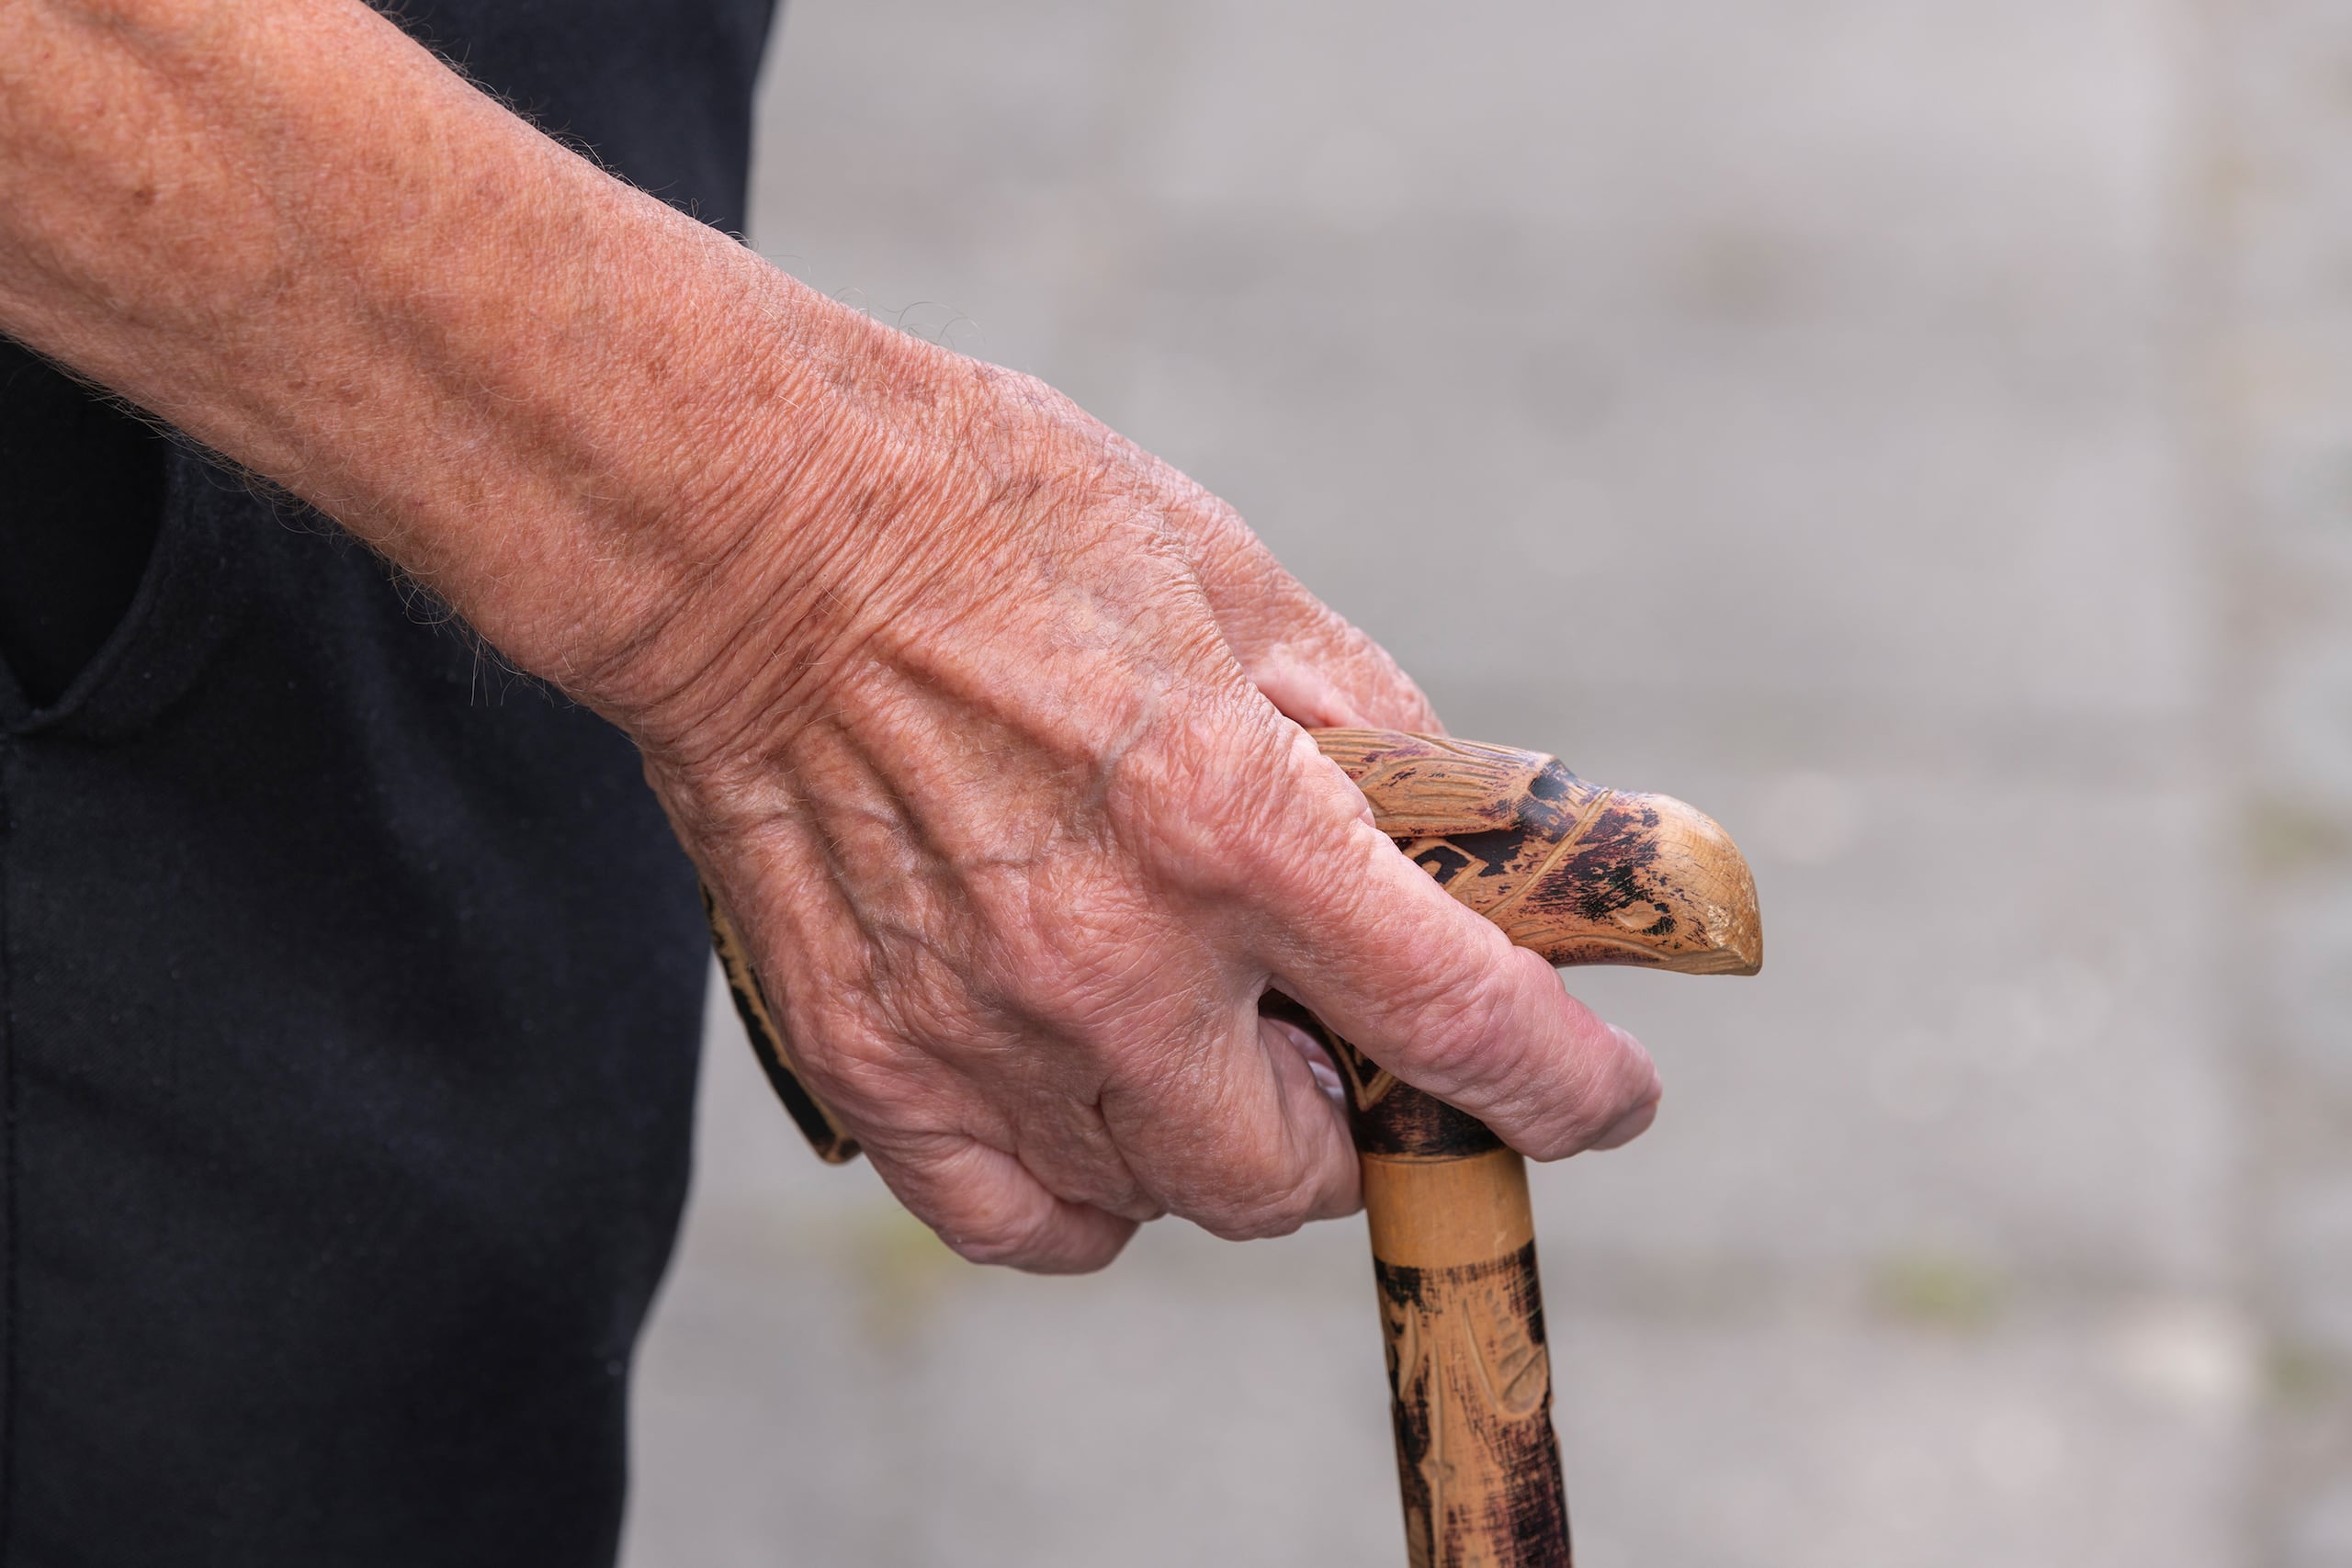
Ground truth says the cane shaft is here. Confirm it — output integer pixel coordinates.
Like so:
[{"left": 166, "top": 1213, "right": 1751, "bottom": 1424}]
[
  {"left": 1364, "top": 1136, "right": 1569, "bottom": 1568},
  {"left": 1271, "top": 987, "right": 1573, "bottom": 1568}
]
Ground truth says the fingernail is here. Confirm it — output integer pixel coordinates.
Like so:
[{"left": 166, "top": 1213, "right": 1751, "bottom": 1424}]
[
  {"left": 1264, "top": 1015, "right": 1349, "bottom": 1108},
  {"left": 1307, "top": 1055, "right": 1346, "bottom": 1106}
]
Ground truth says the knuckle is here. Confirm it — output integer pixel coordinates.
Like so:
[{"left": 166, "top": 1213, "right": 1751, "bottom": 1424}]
[
  {"left": 1196, "top": 1175, "right": 1322, "bottom": 1242},
  {"left": 916, "top": 1173, "right": 1061, "bottom": 1268},
  {"left": 940, "top": 1216, "right": 1050, "bottom": 1268},
  {"left": 1413, "top": 963, "right": 1524, "bottom": 1098},
  {"left": 1182, "top": 1130, "right": 1324, "bottom": 1241},
  {"left": 1117, "top": 714, "right": 1363, "bottom": 906}
]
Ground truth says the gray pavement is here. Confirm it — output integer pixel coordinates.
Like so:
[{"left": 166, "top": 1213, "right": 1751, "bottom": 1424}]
[
  {"left": 2212, "top": 3, "right": 2352, "bottom": 1558},
  {"left": 619, "top": 2, "right": 2337, "bottom": 1562}
]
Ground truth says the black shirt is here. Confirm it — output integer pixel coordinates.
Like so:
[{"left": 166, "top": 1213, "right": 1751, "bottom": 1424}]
[{"left": 0, "top": 4, "right": 776, "bottom": 1562}]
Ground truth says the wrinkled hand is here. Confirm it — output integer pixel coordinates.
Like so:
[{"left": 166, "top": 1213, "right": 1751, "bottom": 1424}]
[
  {"left": 0, "top": 0, "right": 1648, "bottom": 1275},
  {"left": 616, "top": 324, "right": 1661, "bottom": 1272}
]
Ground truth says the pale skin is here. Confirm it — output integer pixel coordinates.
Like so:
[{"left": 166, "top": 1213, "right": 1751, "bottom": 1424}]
[{"left": 0, "top": 0, "right": 1661, "bottom": 1272}]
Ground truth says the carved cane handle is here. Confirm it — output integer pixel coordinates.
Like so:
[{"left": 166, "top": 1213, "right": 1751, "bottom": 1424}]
[{"left": 703, "top": 728, "right": 1763, "bottom": 1568}]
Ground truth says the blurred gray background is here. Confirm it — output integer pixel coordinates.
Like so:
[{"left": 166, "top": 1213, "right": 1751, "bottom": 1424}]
[{"left": 620, "top": 1, "right": 2352, "bottom": 1562}]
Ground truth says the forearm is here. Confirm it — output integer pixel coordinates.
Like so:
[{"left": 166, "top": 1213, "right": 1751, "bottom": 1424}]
[{"left": 0, "top": 0, "right": 947, "bottom": 727}]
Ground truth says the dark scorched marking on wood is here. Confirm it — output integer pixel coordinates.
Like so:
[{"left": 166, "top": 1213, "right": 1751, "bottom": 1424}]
[{"left": 1378, "top": 1244, "right": 1572, "bottom": 1568}]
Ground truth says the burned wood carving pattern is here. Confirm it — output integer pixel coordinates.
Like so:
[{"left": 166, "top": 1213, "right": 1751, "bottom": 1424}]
[
  {"left": 1379, "top": 1247, "right": 1569, "bottom": 1568},
  {"left": 1266, "top": 996, "right": 1568, "bottom": 1567},
  {"left": 1312, "top": 729, "right": 1761, "bottom": 976},
  {"left": 1284, "top": 998, "right": 1505, "bottom": 1160}
]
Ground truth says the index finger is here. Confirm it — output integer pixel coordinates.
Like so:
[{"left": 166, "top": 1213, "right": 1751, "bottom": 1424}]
[{"left": 1252, "top": 736, "right": 1662, "bottom": 1158}]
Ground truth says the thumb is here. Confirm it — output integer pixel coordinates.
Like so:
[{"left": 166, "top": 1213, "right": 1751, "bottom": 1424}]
[{"left": 1247, "top": 736, "right": 1664, "bottom": 1160}]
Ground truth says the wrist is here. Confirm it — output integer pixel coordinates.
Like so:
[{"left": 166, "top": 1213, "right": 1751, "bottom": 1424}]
[{"left": 561, "top": 288, "right": 999, "bottom": 768}]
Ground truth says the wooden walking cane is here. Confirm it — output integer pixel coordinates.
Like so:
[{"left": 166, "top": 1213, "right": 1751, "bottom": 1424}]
[{"left": 704, "top": 728, "right": 1764, "bottom": 1567}]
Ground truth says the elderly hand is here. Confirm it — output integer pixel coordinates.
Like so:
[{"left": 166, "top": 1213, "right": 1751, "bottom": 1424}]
[
  {"left": 0, "top": 0, "right": 1661, "bottom": 1273},
  {"left": 606, "top": 321, "right": 1663, "bottom": 1271}
]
